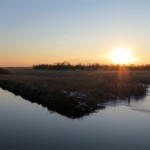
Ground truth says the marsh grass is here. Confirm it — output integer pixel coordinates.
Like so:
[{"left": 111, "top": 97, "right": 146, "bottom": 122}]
[{"left": 0, "top": 68, "right": 149, "bottom": 118}]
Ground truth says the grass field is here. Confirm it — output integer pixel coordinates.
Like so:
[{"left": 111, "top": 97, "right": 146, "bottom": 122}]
[{"left": 0, "top": 67, "right": 149, "bottom": 118}]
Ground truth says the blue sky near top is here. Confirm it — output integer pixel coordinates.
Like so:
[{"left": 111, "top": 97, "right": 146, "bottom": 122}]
[{"left": 0, "top": 0, "right": 150, "bottom": 66}]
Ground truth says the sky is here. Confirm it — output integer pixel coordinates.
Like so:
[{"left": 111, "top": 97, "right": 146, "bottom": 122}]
[{"left": 0, "top": 0, "right": 150, "bottom": 66}]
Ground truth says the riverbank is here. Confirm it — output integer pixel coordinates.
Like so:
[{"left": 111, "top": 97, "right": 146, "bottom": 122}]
[{"left": 0, "top": 68, "right": 149, "bottom": 118}]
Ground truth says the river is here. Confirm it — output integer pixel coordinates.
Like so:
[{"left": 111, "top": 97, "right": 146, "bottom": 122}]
[{"left": 0, "top": 88, "right": 150, "bottom": 149}]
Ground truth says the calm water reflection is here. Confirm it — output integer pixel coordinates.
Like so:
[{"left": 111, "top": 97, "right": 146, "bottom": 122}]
[{"left": 0, "top": 88, "right": 150, "bottom": 149}]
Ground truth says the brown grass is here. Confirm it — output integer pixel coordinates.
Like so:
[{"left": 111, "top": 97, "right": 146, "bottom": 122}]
[
  {"left": 1, "top": 68, "right": 149, "bottom": 98},
  {"left": 0, "top": 68, "right": 149, "bottom": 118}
]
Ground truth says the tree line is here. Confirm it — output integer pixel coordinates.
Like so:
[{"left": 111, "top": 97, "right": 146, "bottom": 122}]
[{"left": 33, "top": 62, "right": 150, "bottom": 71}]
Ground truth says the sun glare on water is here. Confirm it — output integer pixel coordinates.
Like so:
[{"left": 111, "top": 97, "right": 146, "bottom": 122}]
[{"left": 109, "top": 47, "right": 133, "bottom": 64}]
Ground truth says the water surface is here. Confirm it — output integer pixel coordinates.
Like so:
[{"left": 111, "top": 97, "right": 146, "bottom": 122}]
[{"left": 0, "top": 88, "right": 150, "bottom": 149}]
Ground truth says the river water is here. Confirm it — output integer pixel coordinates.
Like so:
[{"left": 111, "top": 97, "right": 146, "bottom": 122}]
[{"left": 0, "top": 88, "right": 150, "bottom": 149}]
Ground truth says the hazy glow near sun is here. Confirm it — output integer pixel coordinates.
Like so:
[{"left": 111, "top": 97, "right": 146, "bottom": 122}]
[{"left": 109, "top": 47, "right": 133, "bottom": 64}]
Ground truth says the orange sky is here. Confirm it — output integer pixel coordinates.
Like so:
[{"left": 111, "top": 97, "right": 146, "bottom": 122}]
[{"left": 0, "top": 0, "right": 150, "bottom": 66}]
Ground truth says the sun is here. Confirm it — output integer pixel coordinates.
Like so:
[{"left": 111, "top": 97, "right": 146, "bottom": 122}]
[{"left": 109, "top": 47, "right": 133, "bottom": 64}]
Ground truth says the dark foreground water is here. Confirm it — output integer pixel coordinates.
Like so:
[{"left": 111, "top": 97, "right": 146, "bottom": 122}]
[{"left": 0, "top": 88, "right": 150, "bottom": 150}]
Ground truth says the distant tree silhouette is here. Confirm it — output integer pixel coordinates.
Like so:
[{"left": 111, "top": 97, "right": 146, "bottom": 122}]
[
  {"left": 0, "top": 68, "right": 11, "bottom": 74},
  {"left": 33, "top": 62, "right": 150, "bottom": 71}
]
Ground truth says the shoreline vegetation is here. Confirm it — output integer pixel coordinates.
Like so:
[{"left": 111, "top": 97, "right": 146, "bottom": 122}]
[{"left": 0, "top": 64, "right": 150, "bottom": 118}]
